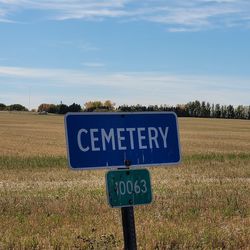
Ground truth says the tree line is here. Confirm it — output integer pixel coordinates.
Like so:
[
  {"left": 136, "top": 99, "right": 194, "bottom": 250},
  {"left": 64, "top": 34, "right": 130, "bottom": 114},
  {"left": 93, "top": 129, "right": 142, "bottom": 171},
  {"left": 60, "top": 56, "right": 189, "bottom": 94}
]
[
  {"left": 118, "top": 101, "right": 250, "bottom": 120},
  {"left": 1, "top": 100, "right": 250, "bottom": 120},
  {"left": 37, "top": 100, "right": 115, "bottom": 114},
  {"left": 0, "top": 103, "right": 28, "bottom": 111},
  {"left": 37, "top": 100, "right": 250, "bottom": 120}
]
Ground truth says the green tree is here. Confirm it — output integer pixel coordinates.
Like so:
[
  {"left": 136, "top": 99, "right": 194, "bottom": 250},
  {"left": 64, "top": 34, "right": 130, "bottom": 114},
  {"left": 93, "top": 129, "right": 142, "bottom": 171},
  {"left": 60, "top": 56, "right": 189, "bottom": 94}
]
[
  {"left": 58, "top": 104, "right": 69, "bottom": 114},
  {"left": 48, "top": 104, "right": 58, "bottom": 113},
  {"left": 103, "top": 100, "right": 115, "bottom": 111},
  {"left": 221, "top": 105, "right": 227, "bottom": 118},
  {"left": 84, "top": 100, "right": 115, "bottom": 112},
  {"left": 38, "top": 103, "right": 51, "bottom": 112},
  {"left": 201, "top": 101, "right": 206, "bottom": 117},
  {"left": 84, "top": 101, "right": 102, "bottom": 112},
  {"left": 8, "top": 104, "right": 28, "bottom": 111},
  {"left": 205, "top": 102, "right": 211, "bottom": 117},
  {"left": 68, "top": 103, "right": 81, "bottom": 112},
  {"left": 186, "top": 102, "right": 195, "bottom": 117},
  {"left": 226, "top": 105, "right": 235, "bottom": 119},
  {"left": 118, "top": 105, "right": 131, "bottom": 112},
  {"left": 247, "top": 106, "right": 250, "bottom": 120},
  {"left": 235, "top": 105, "right": 245, "bottom": 119},
  {"left": 0, "top": 103, "right": 6, "bottom": 111},
  {"left": 211, "top": 104, "right": 215, "bottom": 118},
  {"left": 214, "top": 104, "right": 221, "bottom": 118}
]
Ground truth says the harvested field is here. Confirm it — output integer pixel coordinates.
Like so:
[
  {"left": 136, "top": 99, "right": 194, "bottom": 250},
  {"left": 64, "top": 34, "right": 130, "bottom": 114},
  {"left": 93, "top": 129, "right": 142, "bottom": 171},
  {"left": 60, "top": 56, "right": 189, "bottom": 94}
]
[{"left": 0, "top": 112, "right": 249, "bottom": 249}]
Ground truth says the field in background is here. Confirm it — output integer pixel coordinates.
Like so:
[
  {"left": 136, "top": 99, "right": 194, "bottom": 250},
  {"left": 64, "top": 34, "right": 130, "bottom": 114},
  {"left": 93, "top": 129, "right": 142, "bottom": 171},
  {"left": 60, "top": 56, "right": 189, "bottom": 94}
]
[{"left": 0, "top": 112, "right": 249, "bottom": 249}]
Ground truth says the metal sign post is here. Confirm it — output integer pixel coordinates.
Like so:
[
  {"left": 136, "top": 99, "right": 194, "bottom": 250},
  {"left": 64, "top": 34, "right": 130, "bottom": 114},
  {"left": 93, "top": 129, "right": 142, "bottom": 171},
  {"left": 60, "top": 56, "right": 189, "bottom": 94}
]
[
  {"left": 122, "top": 206, "right": 137, "bottom": 250},
  {"left": 121, "top": 160, "right": 137, "bottom": 250}
]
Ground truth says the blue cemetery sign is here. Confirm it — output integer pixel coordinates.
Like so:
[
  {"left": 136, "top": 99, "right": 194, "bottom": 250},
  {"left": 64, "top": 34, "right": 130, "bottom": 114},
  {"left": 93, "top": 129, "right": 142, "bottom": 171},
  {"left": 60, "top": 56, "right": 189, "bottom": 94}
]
[{"left": 64, "top": 112, "right": 181, "bottom": 170}]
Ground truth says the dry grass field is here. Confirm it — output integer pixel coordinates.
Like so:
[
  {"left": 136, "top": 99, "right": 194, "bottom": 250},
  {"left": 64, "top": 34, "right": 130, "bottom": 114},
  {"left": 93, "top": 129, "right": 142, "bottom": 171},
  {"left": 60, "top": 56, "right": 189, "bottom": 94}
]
[{"left": 0, "top": 111, "right": 250, "bottom": 249}]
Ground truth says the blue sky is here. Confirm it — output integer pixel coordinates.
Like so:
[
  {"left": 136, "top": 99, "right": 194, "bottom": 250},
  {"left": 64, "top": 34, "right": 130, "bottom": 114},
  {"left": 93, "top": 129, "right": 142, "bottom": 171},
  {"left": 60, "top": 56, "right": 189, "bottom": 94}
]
[{"left": 0, "top": 0, "right": 250, "bottom": 109}]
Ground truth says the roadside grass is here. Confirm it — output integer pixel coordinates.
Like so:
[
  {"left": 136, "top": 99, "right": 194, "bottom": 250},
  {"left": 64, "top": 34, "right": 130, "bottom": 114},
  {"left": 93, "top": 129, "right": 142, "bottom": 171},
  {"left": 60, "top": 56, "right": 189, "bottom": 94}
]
[
  {"left": 0, "top": 155, "right": 66, "bottom": 170},
  {"left": 0, "top": 113, "right": 250, "bottom": 249},
  {"left": 0, "top": 153, "right": 249, "bottom": 249},
  {"left": 1, "top": 151, "right": 250, "bottom": 170}
]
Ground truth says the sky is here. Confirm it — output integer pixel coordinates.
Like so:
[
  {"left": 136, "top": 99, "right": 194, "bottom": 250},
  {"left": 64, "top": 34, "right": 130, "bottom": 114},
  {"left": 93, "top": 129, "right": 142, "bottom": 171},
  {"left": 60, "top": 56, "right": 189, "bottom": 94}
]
[{"left": 0, "top": 0, "right": 250, "bottom": 110}]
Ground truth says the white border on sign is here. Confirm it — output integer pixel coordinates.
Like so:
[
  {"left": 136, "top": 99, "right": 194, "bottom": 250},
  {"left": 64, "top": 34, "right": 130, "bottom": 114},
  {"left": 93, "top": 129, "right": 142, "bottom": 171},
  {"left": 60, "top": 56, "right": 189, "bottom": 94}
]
[{"left": 64, "top": 112, "right": 182, "bottom": 170}]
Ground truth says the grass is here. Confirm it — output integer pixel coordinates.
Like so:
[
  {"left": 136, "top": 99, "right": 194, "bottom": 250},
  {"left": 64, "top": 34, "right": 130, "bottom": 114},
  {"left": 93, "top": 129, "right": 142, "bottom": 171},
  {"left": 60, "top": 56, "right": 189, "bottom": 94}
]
[
  {"left": 0, "top": 155, "right": 66, "bottom": 170},
  {"left": 0, "top": 112, "right": 250, "bottom": 249}
]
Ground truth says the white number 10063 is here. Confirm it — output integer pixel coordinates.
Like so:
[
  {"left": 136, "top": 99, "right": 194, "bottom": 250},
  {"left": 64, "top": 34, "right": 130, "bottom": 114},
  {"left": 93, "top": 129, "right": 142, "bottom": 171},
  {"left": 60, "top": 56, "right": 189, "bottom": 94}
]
[{"left": 114, "top": 180, "right": 147, "bottom": 195}]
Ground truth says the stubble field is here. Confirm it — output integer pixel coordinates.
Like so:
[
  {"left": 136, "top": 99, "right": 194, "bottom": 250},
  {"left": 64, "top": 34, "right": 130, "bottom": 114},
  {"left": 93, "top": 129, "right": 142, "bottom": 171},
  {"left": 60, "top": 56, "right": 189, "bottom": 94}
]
[{"left": 0, "top": 112, "right": 249, "bottom": 249}]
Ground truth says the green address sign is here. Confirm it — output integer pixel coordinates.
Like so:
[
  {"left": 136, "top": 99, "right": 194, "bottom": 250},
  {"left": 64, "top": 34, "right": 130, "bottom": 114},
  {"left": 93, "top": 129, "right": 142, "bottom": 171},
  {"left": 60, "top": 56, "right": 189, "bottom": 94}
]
[{"left": 106, "top": 169, "right": 152, "bottom": 208}]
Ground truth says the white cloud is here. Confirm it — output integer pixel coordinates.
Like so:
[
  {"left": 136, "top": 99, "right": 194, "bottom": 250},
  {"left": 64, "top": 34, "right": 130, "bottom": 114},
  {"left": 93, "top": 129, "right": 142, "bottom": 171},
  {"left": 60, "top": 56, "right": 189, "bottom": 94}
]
[
  {"left": 0, "top": 0, "right": 250, "bottom": 31},
  {"left": 0, "top": 66, "right": 250, "bottom": 109}
]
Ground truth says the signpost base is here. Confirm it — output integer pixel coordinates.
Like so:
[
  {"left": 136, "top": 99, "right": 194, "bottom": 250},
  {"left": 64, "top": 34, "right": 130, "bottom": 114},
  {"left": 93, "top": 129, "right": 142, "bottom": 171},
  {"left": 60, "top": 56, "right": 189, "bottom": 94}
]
[
  {"left": 121, "top": 206, "right": 137, "bottom": 250},
  {"left": 121, "top": 160, "right": 137, "bottom": 250}
]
